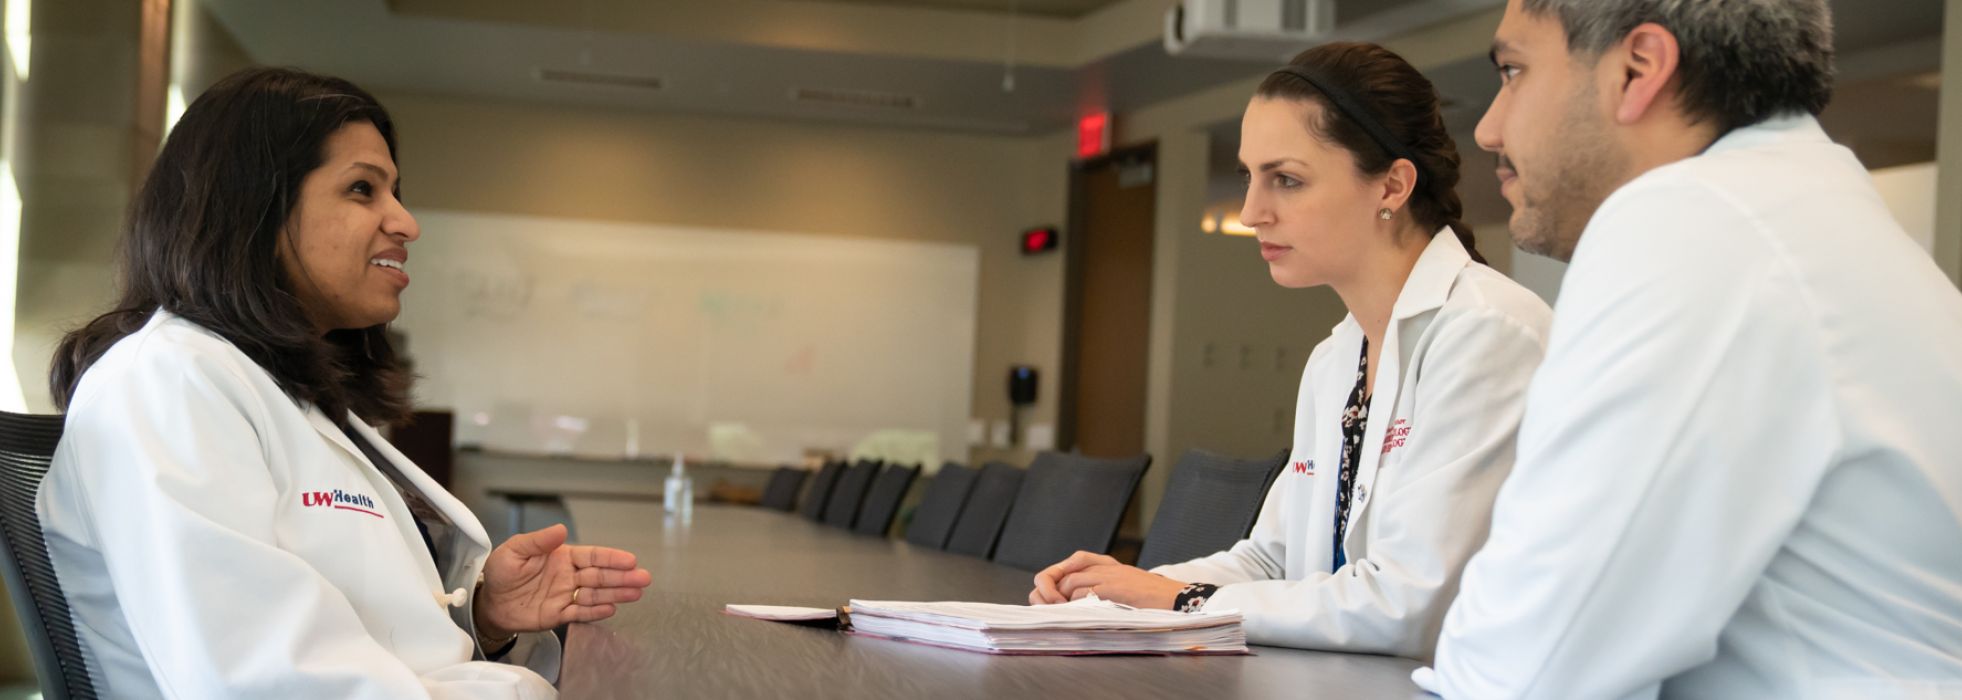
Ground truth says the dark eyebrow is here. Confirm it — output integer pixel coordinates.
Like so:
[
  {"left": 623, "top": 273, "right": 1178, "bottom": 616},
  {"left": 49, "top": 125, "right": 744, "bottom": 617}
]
[
  {"left": 1237, "top": 157, "right": 1307, "bottom": 175},
  {"left": 348, "top": 161, "right": 396, "bottom": 184}
]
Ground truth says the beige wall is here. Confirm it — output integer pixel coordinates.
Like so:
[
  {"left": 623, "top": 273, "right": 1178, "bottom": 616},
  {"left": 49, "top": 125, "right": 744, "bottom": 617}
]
[{"left": 375, "top": 91, "right": 1070, "bottom": 448}]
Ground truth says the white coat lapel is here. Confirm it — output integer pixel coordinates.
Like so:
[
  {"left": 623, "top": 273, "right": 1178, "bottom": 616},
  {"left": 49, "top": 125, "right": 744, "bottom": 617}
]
[
  {"left": 304, "top": 409, "right": 450, "bottom": 593},
  {"left": 306, "top": 407, "right": 367, "bottom": 464},
  {"left": 1348, "top": 320, "right": 1401, "bottom": 538},
  {"left": 344, "top": 418, "right": 493, "bottom": 555},
  {"left": 1341, "top": 230, "right": 1471, "bottom": 544}
]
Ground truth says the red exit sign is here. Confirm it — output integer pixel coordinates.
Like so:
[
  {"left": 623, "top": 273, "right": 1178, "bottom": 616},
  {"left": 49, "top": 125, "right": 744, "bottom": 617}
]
[{"left": 1076, "top": 112, "right": 1110, "bottom": 160}]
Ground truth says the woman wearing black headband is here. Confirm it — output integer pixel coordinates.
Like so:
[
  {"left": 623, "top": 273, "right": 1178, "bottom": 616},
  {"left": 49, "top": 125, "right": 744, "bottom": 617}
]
[{"left": 1031, "top": 42, "right": 1551, "bottom": 658}]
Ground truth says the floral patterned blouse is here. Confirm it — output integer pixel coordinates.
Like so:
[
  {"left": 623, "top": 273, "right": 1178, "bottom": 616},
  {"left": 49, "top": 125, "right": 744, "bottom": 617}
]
[{"left": 1334, "top": 338, "right": 1370, "bottom": 571}]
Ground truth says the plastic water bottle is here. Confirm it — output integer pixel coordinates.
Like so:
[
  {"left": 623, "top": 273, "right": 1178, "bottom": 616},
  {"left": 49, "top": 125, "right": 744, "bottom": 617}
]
[{"left": 663, "top": 454, "right": 692, "bottom": 515}]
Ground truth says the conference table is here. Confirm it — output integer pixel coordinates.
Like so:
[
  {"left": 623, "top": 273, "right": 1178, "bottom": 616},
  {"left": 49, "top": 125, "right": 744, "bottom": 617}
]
[{"left": 557, "top": 501, "right": 1428, "bottom": 698}]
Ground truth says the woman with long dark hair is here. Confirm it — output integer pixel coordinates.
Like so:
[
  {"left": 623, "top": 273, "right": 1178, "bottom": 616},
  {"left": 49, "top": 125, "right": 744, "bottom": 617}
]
[
  {"left": 1029, "top": 43, "right": 1552, "bottom": 659},
  {"left": 42, "top": 67, "right": 649, "bottom": 697}
]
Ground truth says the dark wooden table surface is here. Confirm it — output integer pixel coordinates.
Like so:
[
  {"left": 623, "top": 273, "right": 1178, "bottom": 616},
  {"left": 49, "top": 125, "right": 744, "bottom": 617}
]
[{"left": 557, "top": 502, "right": 1428, "bottom": 699}]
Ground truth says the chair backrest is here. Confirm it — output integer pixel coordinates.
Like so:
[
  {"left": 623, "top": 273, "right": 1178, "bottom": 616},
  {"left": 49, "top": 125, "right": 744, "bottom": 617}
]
[
  {"left": 759, "top": 466, "right": 807, "bottom": 512},
  {"left": 798, "top": 460, "right": 846, "bottom": 521},
  {"left": 821, "top": 460, "right": 882, "bottom": 529},
  {"left": 991, "top": 451, "right": 1152, "bottom": 572},
  {"left": 942, "top": 462, "right": 1025, "bottom": 559},
  {"left": 852, "top": 463, "right": 921, "bottom": 536},
  {"left": 0, "top": 411, "right": 96, "bottom": 699},
  {"left": 904, "top": 462, "right": 979, "bottom": 549},
  {"left": 1135, "top": 448, "right": 1287, "bottom": 570}
]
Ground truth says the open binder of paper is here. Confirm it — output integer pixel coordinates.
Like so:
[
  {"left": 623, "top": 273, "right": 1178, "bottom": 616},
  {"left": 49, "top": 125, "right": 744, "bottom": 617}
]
[{"left": 843, "top": 596, "right": 1247, "bottom": 655}]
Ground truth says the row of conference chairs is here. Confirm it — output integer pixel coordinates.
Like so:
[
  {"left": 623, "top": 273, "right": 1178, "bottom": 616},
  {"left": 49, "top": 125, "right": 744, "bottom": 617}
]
[{"left": 756, "top": 448, "right": 1288, "bottom": 573}]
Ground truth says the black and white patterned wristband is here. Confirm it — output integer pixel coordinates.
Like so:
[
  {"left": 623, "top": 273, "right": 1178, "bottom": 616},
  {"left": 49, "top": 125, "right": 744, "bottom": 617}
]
[{"left": 1174, "top": 583, "right": 1219, "bottom": 613}]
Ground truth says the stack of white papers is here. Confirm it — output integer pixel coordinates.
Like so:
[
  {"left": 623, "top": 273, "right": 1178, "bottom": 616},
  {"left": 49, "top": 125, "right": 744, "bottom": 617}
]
[{"left": 845, "top": 596, "right": 1246, "bottom": 655}]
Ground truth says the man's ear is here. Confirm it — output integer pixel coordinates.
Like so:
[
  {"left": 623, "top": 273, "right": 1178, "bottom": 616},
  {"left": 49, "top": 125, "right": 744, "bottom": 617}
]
[{"left": 1612, "top": 22, "right": 1683, "bottom": 125}]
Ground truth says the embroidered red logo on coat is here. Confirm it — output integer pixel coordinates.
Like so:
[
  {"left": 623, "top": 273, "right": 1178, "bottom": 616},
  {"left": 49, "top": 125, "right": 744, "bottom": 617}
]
[
  {"left": 1381, "top": 419, "right": 1411, "bottom": 457},
  {"left": 301, "top": 489, "right": 385, "bottom": 519},
  {"left": 1292, "top": 460, "right": 1315, "bottom": 476}
]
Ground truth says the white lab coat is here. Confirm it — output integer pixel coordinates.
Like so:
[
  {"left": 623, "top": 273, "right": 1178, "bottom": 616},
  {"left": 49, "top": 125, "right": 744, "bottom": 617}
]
[
  {"left": 1422, "top": 115, "right": 1962, "bottom": 698},
  {"left": 39, "top": 310, "right": 561, "bottom": 699},
  {"left": 1153, "top": 230, "right": 1552, "bottom": 658}
]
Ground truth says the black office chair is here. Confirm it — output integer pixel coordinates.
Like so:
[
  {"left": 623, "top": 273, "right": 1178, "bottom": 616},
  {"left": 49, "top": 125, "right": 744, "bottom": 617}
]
[
  {"left": 822, "top": 460, "right": 882, "bottom": 529},
  {"left": 798, "top": 460, "right": 846, "bottom": 521},
  {"left": 942, "top": 462, "right": 1025, "bottom": 559},
  {"left": 0, "top": 411, "right": 96, "bottom": 699},
  {"left": 904, "top": 462, "right": 979, "bottom": 550},
  {"left": 1135, "top": 448, "right": 1287, "bottom": 570},
  {"left": 991, "top": 451, "right": 1151, "bottom": 572},
  {"left": 758, "top": 466, "right": 807, "bottom": 512},
  {"left": 853, "top": 463, "right": 921, "bottom": 537}
]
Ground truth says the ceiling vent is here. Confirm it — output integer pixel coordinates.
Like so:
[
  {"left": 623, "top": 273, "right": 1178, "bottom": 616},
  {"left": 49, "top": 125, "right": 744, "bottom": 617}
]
[
  {"left": 534, "top": 68, "right": 664, "bottom": 91},
  {"left": 789, "top": 87, "right": 921, "bottom": 110},
  {"left": 1165, "top": 0, "right": 1335, "bottom": 58},
  {"left": 1165, "top": 0, "right": 1503, "bottom": 60}
]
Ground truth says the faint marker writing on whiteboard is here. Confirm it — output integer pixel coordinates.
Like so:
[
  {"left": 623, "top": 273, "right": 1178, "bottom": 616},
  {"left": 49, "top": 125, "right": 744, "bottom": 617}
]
[{"left": 454, "top": 268, "right": 533, "bottom": 320}]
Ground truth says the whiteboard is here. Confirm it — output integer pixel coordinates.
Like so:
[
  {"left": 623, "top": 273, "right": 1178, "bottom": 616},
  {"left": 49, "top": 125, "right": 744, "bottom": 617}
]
[{"left": 393, "top": 210, "right": 978, "bottom": 465}]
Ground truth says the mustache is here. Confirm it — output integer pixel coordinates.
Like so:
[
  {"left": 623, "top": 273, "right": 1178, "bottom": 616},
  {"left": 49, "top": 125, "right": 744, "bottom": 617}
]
[{"left": 1495, "top": 153, "right": 1516, "bottom": 173}]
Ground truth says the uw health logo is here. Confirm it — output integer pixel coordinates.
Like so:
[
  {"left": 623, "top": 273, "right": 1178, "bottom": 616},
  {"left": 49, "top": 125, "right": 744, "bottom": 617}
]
[
  {"left": 301, "top": 489, "right": 385, "bottom": 519},
  {"left": 1292, "top": 460, "right": 1315, "bottom": 476}
]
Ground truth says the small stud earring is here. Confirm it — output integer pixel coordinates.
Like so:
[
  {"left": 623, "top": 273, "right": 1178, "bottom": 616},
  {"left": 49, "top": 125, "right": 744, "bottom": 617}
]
[{"left": 1378, "top": 208, "right": 1393, "bottom": 221}]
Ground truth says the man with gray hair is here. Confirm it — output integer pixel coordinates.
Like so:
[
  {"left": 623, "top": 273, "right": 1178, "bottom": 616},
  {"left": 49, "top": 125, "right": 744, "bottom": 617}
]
[{"left": 1417, "top": 0, "right": 1962, "bottom": 697}]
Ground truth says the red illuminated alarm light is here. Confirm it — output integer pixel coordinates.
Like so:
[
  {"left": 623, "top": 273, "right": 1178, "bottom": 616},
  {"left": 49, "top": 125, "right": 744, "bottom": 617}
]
[
  {"left": 1021, "top": 227, "right": 1059, "bottom": 255},
  {"left": 1076, "top": 112, "right": 1110, "bottom": 160}
]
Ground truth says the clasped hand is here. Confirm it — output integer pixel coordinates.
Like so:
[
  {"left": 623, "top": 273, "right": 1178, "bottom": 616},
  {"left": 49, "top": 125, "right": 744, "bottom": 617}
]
[{"left": 1027, "top": 550, "right": 1186, "bottom": 610}]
